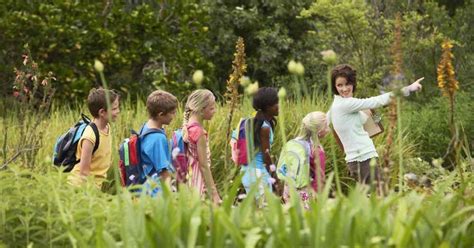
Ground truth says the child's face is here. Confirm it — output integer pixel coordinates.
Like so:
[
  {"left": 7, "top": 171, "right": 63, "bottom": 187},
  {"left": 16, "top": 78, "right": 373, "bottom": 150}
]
[
  {"left": 267, "top": 103, "right": 279, "bottom": 117},
  {"left": 104, "top": 98, "right": 120, "bottom": 122},
  {"left": 202, "top": 98, "right": 216, "bottom": 120},
  {"left": 318, "top": 119, "right": 330, "bottom": 138},
  {"left": 160, "top": 109, "right": 177, "bottom": 125}
]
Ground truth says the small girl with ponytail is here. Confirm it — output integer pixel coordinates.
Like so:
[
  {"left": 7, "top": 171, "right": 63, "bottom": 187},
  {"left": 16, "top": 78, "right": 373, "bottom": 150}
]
[
  {"left": 241, "top": 87, "right": 280, "bottom": 197},
  {"left": 183, "top": 89, "right": 221, "bottom": 204},
  {"left": 278, "top": 111, "right": 329, "bottom": 205}
]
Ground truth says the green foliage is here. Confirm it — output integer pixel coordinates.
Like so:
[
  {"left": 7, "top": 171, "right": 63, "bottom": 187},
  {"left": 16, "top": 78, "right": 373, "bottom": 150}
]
[
  {"left": 1, "top": 0, "right": 473, "bottom": 102},
  {"left": 1, "top": 166, "right": 473, "bottom": 247},
  {"left": 0, "top": 0, "right": 213, "bottom": 100},
  {"left": 204, "top": 0, "right": 316, "bottom": 91},
  {"left": 301, "top": 0, "right": 390, "bottom": 96},
  {"left": 402, "top": 92, "right": 474, "bottom": 161}
]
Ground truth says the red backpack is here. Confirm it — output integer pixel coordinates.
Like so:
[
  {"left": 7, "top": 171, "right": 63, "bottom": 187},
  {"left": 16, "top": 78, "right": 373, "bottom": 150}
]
[{"left": 118, "top": 128, "right": 164, "bottom": 187}]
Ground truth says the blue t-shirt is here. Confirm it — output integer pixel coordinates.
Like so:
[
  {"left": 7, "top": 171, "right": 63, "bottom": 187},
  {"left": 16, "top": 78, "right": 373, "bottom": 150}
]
[
  {"left": 244, "top": 120, "right": 274, "bottom": 169},
  {"left": 139, "top": 123, "right": 172, "bottom": 179},
  {"left": 241, "top": 120, "right": 274, "bottom": 194}
]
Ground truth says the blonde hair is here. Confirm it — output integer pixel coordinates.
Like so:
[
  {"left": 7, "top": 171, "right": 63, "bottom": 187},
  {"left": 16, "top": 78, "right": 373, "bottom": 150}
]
[
  {"left": 182, "top": 89, "right": 215, "bottom": 140},
  {"left": 298, "top": 111, "right": 327, "bottom": 148},
  {"left": 146, "top": 90, "right": 178, "bottom": 119},
  {"left": 298, "top": 111, "right": 328, "bottom": 188}
]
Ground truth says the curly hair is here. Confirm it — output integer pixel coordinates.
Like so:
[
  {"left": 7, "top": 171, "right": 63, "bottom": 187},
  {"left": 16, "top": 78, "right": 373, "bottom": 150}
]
[
  {"left": 252, "top": 87, "right": 278, "bottom": 112},
  {"left": 252, "top": 87, "right": 278, "bottom": 147},
  {"left": 331, "top": 64, "right": 357, "bottom": 95}
]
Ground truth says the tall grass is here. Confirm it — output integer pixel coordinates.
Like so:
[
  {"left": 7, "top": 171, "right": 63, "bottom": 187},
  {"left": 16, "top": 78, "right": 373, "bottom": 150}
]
[{"left": 1, "top": 165, "right": 472, "bottom": 247}]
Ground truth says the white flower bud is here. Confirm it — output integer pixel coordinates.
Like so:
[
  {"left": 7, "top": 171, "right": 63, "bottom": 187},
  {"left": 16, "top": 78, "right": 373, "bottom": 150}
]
[
  {"left": 240, "top": 76, "right": 251, "bottom": 87},
  {"left": 245, "top": 81, "right": 259, "bottom": 95},
  {"left": 192, "top": 70, "right": 204, "bottom": 85},
  {"left": 294, "top": 62, "right": 305, "bottom": 75},
  {"left": 288, "top": 60, "right": 297, "bottom": 74},
  {"left": 94, "top": 59, "right": 104, "bottom": 72},
  {"left": 278, "top": 88, "right": 287, "bottom": 99},
  {"left": 320, "top": 50, "right": 338, "bottom": 64}
]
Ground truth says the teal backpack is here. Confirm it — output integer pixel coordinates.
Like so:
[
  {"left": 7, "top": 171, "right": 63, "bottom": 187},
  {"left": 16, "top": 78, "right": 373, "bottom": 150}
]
[{"left": 276, "top": 139, "right": 311, "bottom": 188}]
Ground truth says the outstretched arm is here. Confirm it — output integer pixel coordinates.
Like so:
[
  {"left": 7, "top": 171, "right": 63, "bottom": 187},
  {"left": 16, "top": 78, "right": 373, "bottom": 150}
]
[{"left": 340, "top": 77, "right": 424, "bottom": 113}]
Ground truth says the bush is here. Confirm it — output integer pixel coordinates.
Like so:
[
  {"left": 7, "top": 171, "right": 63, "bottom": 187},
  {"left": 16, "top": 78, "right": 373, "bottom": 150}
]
[{"left": 402, "top": 92, "right": 474, "bottom": 161}]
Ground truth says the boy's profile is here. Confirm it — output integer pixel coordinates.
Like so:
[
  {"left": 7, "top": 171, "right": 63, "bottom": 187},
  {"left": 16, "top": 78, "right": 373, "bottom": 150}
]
[{"left": 68, "top": 88, "right": 120, "bottom": 189}]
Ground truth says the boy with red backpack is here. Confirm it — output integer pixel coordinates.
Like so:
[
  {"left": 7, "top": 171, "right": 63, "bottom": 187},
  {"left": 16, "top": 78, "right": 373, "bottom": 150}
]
[{"left": 118, "top": 90, "right": 178, "bottom": 196}]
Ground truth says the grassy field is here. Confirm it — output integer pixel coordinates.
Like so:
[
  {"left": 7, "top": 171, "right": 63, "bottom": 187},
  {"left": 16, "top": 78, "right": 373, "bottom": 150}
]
[{"left": 0, "top": 96, "right": 473, "bottom": 247}]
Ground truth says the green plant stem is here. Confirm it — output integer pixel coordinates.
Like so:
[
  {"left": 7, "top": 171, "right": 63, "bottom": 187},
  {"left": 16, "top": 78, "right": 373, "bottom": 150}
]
[
  {"left": 278, "top": 99, "right": 287, "bottom": 146},
  {"left": 326, "top": 67, "right": 342, "bottom": 196},
  {"left": 397, "top": 97, "right": 403, "bottom": 193},
  {"left": 98, "top": 71, "right": 122, "bottom": 197}
]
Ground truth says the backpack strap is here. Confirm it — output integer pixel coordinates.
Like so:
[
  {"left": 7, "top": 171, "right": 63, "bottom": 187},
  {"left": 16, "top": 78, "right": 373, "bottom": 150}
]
[
  {"left": 138, "top": 123, "right": 165, "bottom": 138},
  {"left": 141, "top": 128, "right": 165, "bottom": 137},
  {"left": 88, "top": 122, "right": 100, "bottom": 154},
  {"left": 136, "top": 125, "right": 166, "bottom": 178},
  {"left": 186, "top": 122, "right": 201, "bottom": 130}
]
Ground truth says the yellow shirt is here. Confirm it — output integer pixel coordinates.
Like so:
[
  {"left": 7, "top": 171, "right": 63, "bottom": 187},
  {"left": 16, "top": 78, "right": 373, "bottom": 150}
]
[{"left": 68, "top": 124, "right": 112, "bottom": 188}]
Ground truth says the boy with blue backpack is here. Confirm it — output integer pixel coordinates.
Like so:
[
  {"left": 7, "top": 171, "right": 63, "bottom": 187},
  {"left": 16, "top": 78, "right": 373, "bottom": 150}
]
[
  {"left": 118, "top": 90, "right": 178, "bottom": 196},
  {"left": 65, "top": 88, "right": 120, "bottom": 189}
]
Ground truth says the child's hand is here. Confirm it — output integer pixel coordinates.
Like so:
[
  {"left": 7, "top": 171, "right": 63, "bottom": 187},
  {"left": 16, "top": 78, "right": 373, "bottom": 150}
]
[{"left": 212, "top": 192, "right": 222, "bottom": 205}]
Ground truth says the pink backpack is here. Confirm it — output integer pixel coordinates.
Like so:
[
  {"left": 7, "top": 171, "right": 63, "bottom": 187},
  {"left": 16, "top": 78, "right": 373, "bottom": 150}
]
[
  {"left": 230, "top": 118, "right": 251, "bottom": 166},
  {"left": 170, "top": 123, "right": 200, "bottom": 183}
]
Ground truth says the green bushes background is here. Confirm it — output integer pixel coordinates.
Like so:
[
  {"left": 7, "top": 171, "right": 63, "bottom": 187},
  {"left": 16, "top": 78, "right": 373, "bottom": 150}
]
[{"left": 1, "top": 0, "right": 473, "bottom": 100}]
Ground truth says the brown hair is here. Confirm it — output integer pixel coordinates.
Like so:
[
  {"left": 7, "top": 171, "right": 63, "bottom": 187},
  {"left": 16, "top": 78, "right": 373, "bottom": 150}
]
[
  {"left": 331, "top": 64, "right": 357, "bottom": 95},
  {"left": 87, "top": 88, "right": 120, "bottom": 118},
  {"left": 146, "top": 90, "right": 178, "bottom": 119}
]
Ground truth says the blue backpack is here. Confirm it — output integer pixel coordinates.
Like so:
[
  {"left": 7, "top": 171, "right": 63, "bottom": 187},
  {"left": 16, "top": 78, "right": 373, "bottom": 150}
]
[{"left": 53, "top": 114, "right": 99, "bottom": 172}]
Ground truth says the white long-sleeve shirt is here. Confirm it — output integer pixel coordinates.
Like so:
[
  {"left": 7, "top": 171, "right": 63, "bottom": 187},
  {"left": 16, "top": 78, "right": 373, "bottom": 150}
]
[{"left": 328, "top": 93, "right": 392, "bottom": 162}]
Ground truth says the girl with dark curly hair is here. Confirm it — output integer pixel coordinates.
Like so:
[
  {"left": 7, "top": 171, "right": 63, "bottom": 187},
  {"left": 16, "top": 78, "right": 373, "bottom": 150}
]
[{"left": 241, "top": 87, "right": 280, "bottom": 197}]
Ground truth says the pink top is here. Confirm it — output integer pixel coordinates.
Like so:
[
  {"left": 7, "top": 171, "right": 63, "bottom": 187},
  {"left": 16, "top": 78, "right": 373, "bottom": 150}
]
[
  {"left": 309, "top": 145, "right": 326, "bottom": 192},
  {"left": 186, "top": 122, "right": 211, "bottom": 196}
]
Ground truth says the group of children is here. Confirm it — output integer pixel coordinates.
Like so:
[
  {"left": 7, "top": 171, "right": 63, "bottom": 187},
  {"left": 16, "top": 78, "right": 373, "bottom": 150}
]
[{"left": 67, "top": 87, "right": 330, "bottom": 205}]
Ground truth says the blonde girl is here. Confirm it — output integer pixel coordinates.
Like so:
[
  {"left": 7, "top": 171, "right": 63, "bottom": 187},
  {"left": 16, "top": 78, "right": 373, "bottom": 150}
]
[
  {"left": 280, "top": 111, "right": 329, "bottom": 205},
  {"left": 183, "top": 89, "right": 221, "bottom": 204}
]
